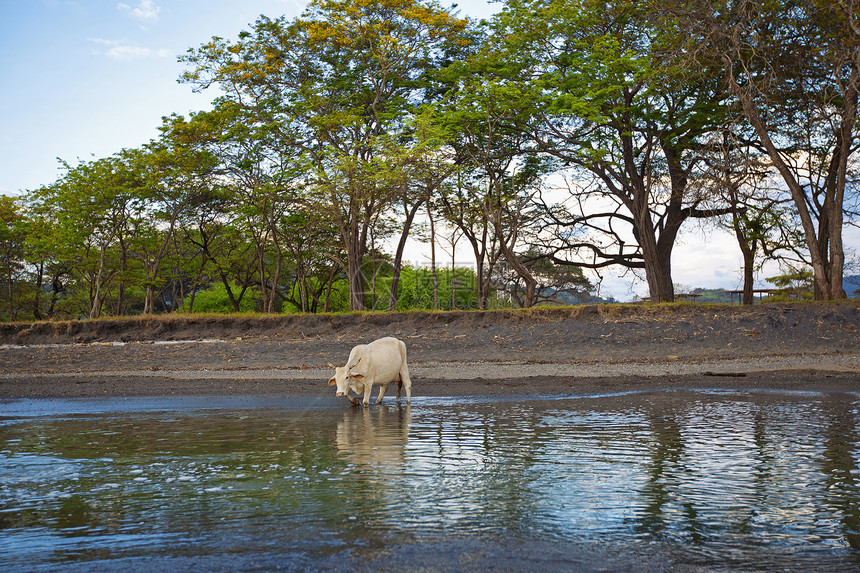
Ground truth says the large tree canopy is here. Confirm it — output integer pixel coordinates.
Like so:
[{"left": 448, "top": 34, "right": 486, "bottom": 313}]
[
  {"left": 660, "top": 0, "right": 860, "bottom": 300},
  {"left": 180, "top": 0, "right": 472, "bottom": 310},
  {"left": 1, "top": 0, "right": 858, "bottom": 321},
  {"left": 476, "top": 0, "right": 736, "bottom": 302}
]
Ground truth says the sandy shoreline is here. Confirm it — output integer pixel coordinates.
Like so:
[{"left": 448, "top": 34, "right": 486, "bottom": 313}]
[
  {"left": 2, "top": 303, "right": 858, "bottom": 400},
  {"left": 3, "top": 351, "right": 859, "bottom": 380},
  {"left": 1, "top": 354, "right": 858, "bottom": 400}
]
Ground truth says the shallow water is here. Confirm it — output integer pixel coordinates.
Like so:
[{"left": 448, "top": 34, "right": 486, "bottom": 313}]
[{"left": 2, "top": 389, "right": 860, "bottom": 571}]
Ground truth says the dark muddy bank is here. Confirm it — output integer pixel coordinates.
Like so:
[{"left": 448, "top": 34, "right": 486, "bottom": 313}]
[
  {"left": 2, "top": 302, "right": 858, "bottom": 346},
  {"left": 1, "top": 303, "right": 858, "bottom": 399},
  {"left": 2, "top": 302, "right": 859, "bottom": 364}
]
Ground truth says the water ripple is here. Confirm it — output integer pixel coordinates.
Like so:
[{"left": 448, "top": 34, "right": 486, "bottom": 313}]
[{"left": 2, "top": 389, "right": 860, "bottom": 570}]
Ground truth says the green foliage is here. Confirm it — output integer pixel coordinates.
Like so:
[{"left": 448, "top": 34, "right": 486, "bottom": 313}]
[
  {"left": 766, "top": 268, "right": 815, "bottom": 301},
  {"left": 184, "top": 282, "right": 261, "bottom": 314},
  {"left": 373, "top": 266, "right": 485, "bottom": 311},
  {"left": 0, "top": 195, "right": 30, "bottom": 321},
  {"left": 281, "top": 276, "right": 351, "bottom": 314},
  {"left": 179, "top": 0, "right": 476, "bottom": 311}
]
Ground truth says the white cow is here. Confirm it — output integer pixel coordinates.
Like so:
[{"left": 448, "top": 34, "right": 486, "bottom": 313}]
[{"left": 328, "top": 336, "right": 412, "bottom": 406}]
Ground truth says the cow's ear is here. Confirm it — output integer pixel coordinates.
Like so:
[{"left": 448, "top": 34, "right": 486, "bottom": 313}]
[
  {"left": 352, "top": 373, "right": 364, "bottom": 379},
  {"left": 327, "top": 377, "right": 336, "bottom": 386}
]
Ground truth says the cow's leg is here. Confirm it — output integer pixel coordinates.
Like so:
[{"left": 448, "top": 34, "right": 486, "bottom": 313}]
[
  {"left": 376, "top": 383, "right": 388, "bottom": 404},
  {"left": 400, "top": 365, "right": 412, "bottom": 404},
  {"left": 362, "top": 382, "right": 373, "bottom": 406}
]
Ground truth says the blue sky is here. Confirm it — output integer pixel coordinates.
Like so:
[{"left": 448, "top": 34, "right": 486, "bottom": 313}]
[{"left": 0, "top": 0, "right": 501, "bottom": 196}]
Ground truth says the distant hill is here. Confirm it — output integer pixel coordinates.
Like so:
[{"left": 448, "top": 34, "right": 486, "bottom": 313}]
[
  {"left": 845, "top": 275, "right": 860, "bottom": 298},
  {"left": 686, "top": 288, "right": 735, "bottom": 303},
  {"left": 685, "top": 277, "right": 860, "bottom": 302}
]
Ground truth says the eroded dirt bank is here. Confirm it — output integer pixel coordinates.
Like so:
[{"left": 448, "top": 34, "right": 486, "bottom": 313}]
[{"left": 1, "top": 302, "right": 858, "bottom": 399}]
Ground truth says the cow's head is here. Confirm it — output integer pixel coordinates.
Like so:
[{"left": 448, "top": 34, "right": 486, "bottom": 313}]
[
  {"left": 328, "top": 359, "right": 364, "bottom": 398},
  {"left": 328, "top": 365, "right": 350, "bottom": 397}
]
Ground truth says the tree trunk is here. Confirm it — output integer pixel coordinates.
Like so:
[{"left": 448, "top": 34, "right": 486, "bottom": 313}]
[
  {"left": 496, "top": 230, "right": 537, "bottom": 308},
  {"left": 324, "top": 263, "right": 338, "bottom": 313},
  {"left": 824, "top": 73, "right": 856, "bottom": 300},
  {"left": 642, "top": 248, "right": 674, "bottom": 303},
  {"left": 738, "top": 236, "right": 756, "bottom": 305},
  {"left": 115, "top": 238, "right": 129, "bottom": 316},
  {"left": 348, "top": 251, "right": 366, "bottom": 311},
  {"left": 33, "top": 261, "right": 44, "bottom": 320},
  {"left": 266, "top": 242, "right": 284, "bottom": 313},
  {"left": 451, "top": 250, "right": 456, "bottom": 310},
  {"left": 144, "top": 209, "right": 183, "bottom": 314},
  {"left": 388, "top": 200, "right": 423, "bottom": 311},
  {"left": 633, "top": 198, "right": 674, "bottom": 303},
  {"left": 428, "top": 207, "right": 439, "bottom": 310},
  {"left": 5, "top": 266, "right": 13, "bottom": 321},
  {"left": 730, "top": 206, "right": 756, "bottom": 305},
  {"left": 726, "top": 69, "right": 847, "bottom": 301},
  {"left": 341, "top": 205, "right": 368, "bottom": 312},
  {"left": 90, "top": 244, "right": 108, "bottom": 319},
  {"left": 216, "top": 268, "right": 241, "bottom": 312}
]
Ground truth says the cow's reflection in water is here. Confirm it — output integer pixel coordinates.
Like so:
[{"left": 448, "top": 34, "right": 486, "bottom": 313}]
[{"left": 335, "top": 405, "right": 411, "bottom": 467}]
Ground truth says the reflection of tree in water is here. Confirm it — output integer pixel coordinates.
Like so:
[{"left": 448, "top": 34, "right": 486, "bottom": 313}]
[
  {"left": 820, "top": 395, "right": 860, "bottom": 549},
  {"left": 0, "top": 409, "right": 350, "bottom": 538},
  {"left": 746, "top": 396, "right": 860, "bottom": 551},
  {"left": 747, "top": 407, "right": 772, "bottom": 537},
  {"left": 467, "top": 404, "right": 546, "bottom": 532},
  {"left": 637, "top": 404, "right": 705, "bottom": 543},
  {"left": 7, "top": 393, "right": 860, "bottom": 567},
  {"left": 636, "top": 393, "right": 860, "bottom": 553},
  {"left": 401, "top": 404, "right": 545, "bottom": 533},
  {"left": 56, "top": 494, "right": 96, "bottom": 531}
]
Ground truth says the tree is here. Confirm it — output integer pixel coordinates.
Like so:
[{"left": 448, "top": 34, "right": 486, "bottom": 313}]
[
  {"left": 166, "top": 98, "right": 345, "bottom": 314},
  {"left": 174, "top": 180, "right": 260, "bottom": 314},
  {"left": 766, "top": 266, "right": 815, "bottom": 301},
  {"left": 696, "top": 128, "right": 799, "bottom": 304},
  {"left": 181, "top": 0, "right": 471, "bottom": 311},
  {"left": 0, "top": 195, "right": 28, "bottom": 320},
  {"left": 492, "top": 246, "right": 593, "bottom": 306},
  {"left": 440, "top": 44, "right": 548, "bottom": 307},
  {"left": 136, "top": 130, "right": 221, "bottom": 315},
  {"left": 29, "top": 153, "right": 149, "bottom": 318},
  {"left": 386, "top": 109, "right": 458, "bottom": 311},
  {"left": 432, "top": 28, "right": 540, "bottom": 309},
  {"left": 486, "top": 0, "right": 733, "bottom": 302},
  {"left": 666, "top": 0, "right": 860, "bottom": 299},
  {"left": 436, "top": 170, "right": 501, "bottom": 310}
]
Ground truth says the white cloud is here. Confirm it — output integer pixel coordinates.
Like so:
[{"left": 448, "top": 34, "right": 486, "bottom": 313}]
[
  {"left": 88, "top": 38, "right": 171, "bottom": 61},
  {"left": 117, "top": 0, "right": 161, "bottom": 23}
]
